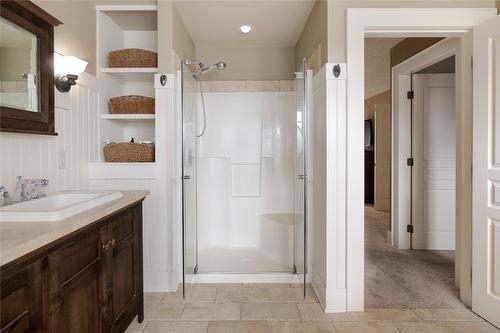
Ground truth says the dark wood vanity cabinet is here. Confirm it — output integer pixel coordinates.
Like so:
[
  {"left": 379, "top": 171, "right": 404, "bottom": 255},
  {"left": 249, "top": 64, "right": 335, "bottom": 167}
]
[{"left": 0, "top": 202, "right": 144, "bottom": 333}]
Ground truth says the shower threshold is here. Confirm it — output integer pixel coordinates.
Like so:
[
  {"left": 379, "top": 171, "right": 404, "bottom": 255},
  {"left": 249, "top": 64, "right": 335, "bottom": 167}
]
[{"left": 186, "top": 272, "right": 306, "bottom": 284}]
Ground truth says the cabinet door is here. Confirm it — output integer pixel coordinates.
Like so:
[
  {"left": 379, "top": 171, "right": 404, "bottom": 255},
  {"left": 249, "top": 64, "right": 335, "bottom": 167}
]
[
  {"left": 109, "top": 208, "right": 140, "bottom": 332},
  {"left": 0, "top": 261, "right": 42, "bottom": 333},
  {"left": 47, "top": 227, "right": 108, "bottom": 333}
]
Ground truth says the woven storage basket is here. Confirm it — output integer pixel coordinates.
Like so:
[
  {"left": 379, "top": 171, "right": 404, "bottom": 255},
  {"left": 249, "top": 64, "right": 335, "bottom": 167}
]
[
  {"left": 108, "top": 96, "right": 155, "bottom": 114},
  {"left": 108, "top": 48, "right": 158, "bottom": 68},
  {"left": 104, "top": 142, "right": 155, "bottom": 162}
]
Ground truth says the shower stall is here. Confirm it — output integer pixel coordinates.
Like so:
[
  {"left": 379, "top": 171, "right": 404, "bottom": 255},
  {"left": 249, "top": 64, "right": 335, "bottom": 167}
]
[{"left": 181, "top": 59, "right": 308, "bottom": 294}]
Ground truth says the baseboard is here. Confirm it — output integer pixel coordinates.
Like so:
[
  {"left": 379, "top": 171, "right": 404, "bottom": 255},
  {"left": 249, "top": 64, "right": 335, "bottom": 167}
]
[
  {"left": 311, "top": 267, "right": 347, "bottom": 313},
  {"left": 186, "top": 273, "right": 303, "bottom": 284},
  {"left": 325, "top": 287, "right": 347, "bottom": 313},
  {"left": 144, "top": 271, "right": 179, "bottom": 292},
  {"left": 311, "top": 269, "right": 327, "bottom": 309}
]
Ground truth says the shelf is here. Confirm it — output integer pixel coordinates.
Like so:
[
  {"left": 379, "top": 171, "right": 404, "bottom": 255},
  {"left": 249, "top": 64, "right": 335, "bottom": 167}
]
[
  {"left": 88, "top": 162, "right": 158, "bottom": 179},
  {"left": 101, "top": 114, "right": 155, "bottom": 121},
  {"left": 100, "top": 67, "right": 158, "bottom": 83}
]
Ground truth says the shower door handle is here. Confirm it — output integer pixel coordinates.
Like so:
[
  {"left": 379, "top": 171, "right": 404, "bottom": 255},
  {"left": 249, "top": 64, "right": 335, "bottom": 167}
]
[{"left": 183, "top": 175, "right": 191, "bottom": 180}]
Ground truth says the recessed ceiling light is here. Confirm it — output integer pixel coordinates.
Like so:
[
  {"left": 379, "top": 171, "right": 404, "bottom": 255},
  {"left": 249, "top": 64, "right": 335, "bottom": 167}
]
[{"left": 240, "top": 25, "right": 252, "bottom": 34}]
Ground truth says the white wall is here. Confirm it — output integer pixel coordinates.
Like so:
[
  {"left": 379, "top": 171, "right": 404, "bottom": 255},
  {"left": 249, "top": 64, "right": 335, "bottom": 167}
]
[
  {"left": 310, "top": 63, "right": 348, "bottom": 312},
  {"left": 309, "top": 67, "right": 327, "bottom": 305},
  {"left": 0, "top": 73, "right": 99, "bottom": 193}
]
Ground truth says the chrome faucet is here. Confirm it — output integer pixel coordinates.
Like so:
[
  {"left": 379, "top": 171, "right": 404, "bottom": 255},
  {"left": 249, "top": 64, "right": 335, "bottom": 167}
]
[
  {"left": 0, "top": 186, "right": 12, "bottom": 207},
  {"left": 29, "top": 178, "right": 49, "bottom": 199},
  {"left": 12, "top": 176, "right": 49, "bottom": 202}
]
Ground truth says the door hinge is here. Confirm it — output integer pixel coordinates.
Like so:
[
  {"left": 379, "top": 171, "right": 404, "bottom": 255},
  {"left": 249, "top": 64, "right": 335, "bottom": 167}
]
[
  {"left": 407, "top": 158, "right": 414, "bottom": 166},
  {"left": 407, "top": 224, "right": 414, "bottom": 233},
  {"left": 407, "top": 91, "right": 414, "bottom": 100}
]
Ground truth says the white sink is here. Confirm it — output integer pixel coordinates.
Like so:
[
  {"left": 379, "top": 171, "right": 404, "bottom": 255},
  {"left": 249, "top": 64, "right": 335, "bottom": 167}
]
[{"left": 0, "top": 191, "right": 123, "bottom": 222}]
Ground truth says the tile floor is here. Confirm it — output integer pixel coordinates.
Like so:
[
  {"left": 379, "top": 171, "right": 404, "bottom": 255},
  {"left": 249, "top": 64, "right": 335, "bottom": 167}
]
[{"left": 126, "top": 283, "right": 500, "bottom": 333}]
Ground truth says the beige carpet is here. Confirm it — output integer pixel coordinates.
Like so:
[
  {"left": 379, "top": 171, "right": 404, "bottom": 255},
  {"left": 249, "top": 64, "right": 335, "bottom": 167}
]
[{"left": 365, "top": 206, "right": 465, "bottom": 309}]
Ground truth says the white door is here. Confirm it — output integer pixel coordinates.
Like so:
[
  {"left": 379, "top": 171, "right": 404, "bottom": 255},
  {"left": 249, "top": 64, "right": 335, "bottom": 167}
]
[
  {"left": 472, "top": 15, "right": 500, "bottom": 328},
  {"left": 412, "top": 74, "right": 456, "bottom": 250},
  {"left": 375, "top": 104, "right": 391, "bottom": 212}
]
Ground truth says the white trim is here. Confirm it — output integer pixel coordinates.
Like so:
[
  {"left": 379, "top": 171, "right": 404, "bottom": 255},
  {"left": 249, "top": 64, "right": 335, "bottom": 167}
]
[
  {"left": 311, "top": 268, "right": 327, "bottom": 309},
  {"left": 345, "top": 7, "right": 497, "bottom": 311},
  {"left": 325, "top": 63, "right": 347, "bottom": 313},
  {"left": 145, "top": 271, "right": 179, "bottom": 293},
  {"left": 95, "top": 5, "right": 158, "bottom": 12}
]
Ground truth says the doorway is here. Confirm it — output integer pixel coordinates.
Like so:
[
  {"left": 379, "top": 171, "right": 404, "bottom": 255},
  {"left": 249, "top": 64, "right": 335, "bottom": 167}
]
[
  {"left": 343, "top": 8, "right": 498, "bottom": 314},
  {"left": 364, "top": 37, "right": 462, "bottom": 308}
]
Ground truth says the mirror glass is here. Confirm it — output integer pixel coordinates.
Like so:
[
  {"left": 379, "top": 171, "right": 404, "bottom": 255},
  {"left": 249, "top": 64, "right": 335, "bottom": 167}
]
[{"left": 0, "top": 17, "right": 38, "bottom": 112}]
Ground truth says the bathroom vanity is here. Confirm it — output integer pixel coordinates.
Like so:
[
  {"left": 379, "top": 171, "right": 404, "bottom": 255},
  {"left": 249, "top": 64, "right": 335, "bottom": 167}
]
[{"left": 0, "top": 191, "right": 148, "bottom": 333}]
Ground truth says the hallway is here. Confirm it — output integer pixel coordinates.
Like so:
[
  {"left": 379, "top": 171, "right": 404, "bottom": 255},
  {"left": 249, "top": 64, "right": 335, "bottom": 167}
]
[{"left": 365, "top": 206, "right": 464, "bottom": 309}]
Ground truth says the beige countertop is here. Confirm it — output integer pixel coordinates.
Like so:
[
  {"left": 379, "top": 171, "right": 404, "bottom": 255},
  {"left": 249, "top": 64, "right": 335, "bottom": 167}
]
[{"left": 0, "top": 190, "right": 149, "bottom": 267}]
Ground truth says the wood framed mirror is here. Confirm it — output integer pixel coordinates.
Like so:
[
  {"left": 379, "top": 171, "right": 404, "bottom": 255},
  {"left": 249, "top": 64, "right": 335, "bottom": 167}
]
[{"left": 0, "top": 0, "right": 61, "bottom": 135}]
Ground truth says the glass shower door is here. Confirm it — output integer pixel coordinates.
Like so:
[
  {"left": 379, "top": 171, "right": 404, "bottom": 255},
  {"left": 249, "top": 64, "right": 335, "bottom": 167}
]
[
  {"left": 294, "top": 59, "right": 307, "bottom": 296},
  {"left": 181, "top": 60, "right": 198, "bottom": 296}
]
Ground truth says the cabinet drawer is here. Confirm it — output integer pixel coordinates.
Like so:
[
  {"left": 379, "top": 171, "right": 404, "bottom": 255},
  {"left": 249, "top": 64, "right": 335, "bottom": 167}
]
[
  {"left": 53, "top": 230, "right": 101, "bottom": 285},
  {"left": 111, "top": 209, "right": 135, "bottom": 244}
]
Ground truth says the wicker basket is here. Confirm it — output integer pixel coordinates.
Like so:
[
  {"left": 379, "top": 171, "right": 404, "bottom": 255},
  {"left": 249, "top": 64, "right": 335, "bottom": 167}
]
[
  {"left": 104, "top": 142, "right": 155, "bottom": 162},
  {"left": 108, "top": 96, "right": 155, "bottom": 114},
  {"left": 108, "top": 48, "right": 158, "bottom": 68}
]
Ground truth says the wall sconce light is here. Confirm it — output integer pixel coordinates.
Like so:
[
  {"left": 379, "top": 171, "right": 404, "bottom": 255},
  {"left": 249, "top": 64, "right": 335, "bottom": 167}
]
[{"left": 54, "top": 53, "right": 88, "bottom": 93}]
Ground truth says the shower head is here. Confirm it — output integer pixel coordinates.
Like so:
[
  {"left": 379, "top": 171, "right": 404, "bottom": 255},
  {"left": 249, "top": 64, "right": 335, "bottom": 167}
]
[{"left": 199, "top": 62, "right": 226, "bottom": 74}]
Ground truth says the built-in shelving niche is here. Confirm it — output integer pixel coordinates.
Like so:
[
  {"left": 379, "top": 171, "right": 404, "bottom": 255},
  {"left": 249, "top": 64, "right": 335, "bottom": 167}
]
[{"left": 96, "top": 5, "right": 158, "bottom": 169}]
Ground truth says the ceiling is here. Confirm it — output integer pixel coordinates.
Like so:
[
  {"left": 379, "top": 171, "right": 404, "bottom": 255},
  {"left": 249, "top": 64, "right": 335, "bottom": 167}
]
[
  {"left": 174, "top": 1, "right": 315, "bottom": 48},
  {"left": 365, "top": 38, "right": 403, "bottom": 99}
]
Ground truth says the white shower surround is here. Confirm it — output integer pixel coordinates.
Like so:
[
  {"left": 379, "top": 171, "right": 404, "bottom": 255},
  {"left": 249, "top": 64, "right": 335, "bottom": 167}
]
[{"left": 196, "top": 90, "right": 297, "bottom": 274}]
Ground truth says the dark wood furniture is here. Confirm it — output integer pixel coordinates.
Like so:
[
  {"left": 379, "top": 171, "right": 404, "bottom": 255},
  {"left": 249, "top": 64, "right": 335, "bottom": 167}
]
[
  {"left": 0, "top": 0, "right": 62, "bottom": 135},
  {"left": 0, "top": 202, "right": 144, "bottom": 333}
]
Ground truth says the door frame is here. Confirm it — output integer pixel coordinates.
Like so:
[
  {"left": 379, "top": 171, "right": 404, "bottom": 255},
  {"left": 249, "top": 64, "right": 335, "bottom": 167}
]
[{"left": 345, "top": 7, "right": 497, "bottom": 311}]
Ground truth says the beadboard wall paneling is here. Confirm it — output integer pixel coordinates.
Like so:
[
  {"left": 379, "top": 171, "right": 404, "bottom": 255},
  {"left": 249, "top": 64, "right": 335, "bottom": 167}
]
[
  {"left": 87, "top": 178, "right": 169, "bottom": 290},
  {"left": 0, "top": 73, "right": 99, "bottom": 193}
]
